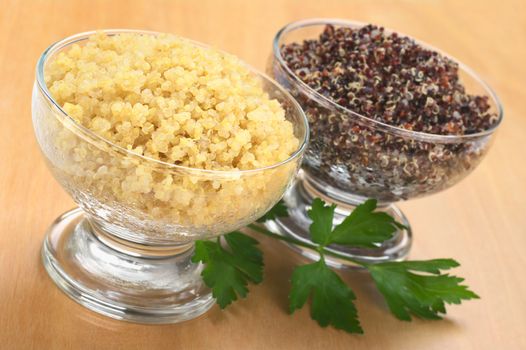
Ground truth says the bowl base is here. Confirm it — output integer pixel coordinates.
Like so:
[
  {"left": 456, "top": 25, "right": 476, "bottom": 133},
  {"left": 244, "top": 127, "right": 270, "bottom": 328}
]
[
  {"left": 41, "top": 208, "right": 214, "bottom": 324},
  {"left": 265, "top": 172, "right": 412, "bottom": 269}
]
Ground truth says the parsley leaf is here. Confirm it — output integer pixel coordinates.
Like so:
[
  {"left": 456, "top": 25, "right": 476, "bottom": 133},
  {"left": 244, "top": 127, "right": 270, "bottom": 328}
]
[
  {"left": 192, "top": 232, "right": 264, "bottom": 309},
  {"left": 367, "top": 259, "right": 479, "bottom": 321},
  {"left": 330, "top": 199, "right": 400, "bottom": 247},
  {"left": 307, "top": 198, "right": 336, "bottom": 246},
  {"left": 305, "top": 198, "right": 402, "bottom": 249},
  {"left": 289, "top": 259, "right": 363, "bottom": 333},
  {"left": 193, "top": 196, "right": 478, "bottom": 335},
  {"left": 257, "top": 200, "right": 288, "bottom": 223}
]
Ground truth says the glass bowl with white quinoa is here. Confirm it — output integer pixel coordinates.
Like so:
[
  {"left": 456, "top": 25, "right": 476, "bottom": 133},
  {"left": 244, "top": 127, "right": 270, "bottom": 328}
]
[
  {"left": 33, "top": 30, "right": 309, "bottom": 322},
  {"left": 33, "top": 30, "right": 309, "bottom": 244}
]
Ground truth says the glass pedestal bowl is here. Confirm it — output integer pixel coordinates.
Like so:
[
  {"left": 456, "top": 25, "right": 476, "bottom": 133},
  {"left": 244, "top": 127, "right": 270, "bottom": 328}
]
[
  {"left": 32, "top": 30, "right": 308, "bottom": 323},
  {"left": 267, "top": 19, "right": 503, "bottom": 268}
]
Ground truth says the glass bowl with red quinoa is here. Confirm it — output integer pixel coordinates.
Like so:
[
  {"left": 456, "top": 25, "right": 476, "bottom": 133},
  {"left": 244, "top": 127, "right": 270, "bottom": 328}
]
[
  {"left": 265, "top": 19, "right": 502, "bottom": 266},
  {"left": 269, "top": 19, "right": 502, "bottom": 204}
]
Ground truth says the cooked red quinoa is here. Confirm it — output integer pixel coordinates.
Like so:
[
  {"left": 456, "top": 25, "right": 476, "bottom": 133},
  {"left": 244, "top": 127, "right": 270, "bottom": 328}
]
[
  {"left": 276, "top": 24, "right": 499, "bottom": 201},
  {"left": 281, "top": 24, "right": 498, "bottom": 135}
]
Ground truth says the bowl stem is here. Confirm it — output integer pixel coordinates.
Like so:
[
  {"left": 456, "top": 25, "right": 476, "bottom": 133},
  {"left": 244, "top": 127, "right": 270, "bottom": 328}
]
[
  {"left": 41, "top": 208, "right": 215, "bottom": 323},
  {"left": 265, "top": 170, "right": 413, "bottom": 268}
]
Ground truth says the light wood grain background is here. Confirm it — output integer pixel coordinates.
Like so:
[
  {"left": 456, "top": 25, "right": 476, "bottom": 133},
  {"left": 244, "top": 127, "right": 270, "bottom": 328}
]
[{"left": 1, "top": 0, "right": 525, "bottom": 349}]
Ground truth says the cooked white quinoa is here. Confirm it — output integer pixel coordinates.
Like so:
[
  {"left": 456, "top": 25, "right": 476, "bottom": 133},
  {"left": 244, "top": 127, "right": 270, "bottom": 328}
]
[
  {"left": 42, "top": 32, "right": 300, "bottom": 234},
  {"left": 46, "top": 32, "right": 298, "bottom": 170}
]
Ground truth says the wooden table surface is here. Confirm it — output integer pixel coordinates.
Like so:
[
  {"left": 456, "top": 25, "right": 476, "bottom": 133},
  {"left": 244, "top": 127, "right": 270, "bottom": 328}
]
[{"left": 1, "top": 0, "right": 525, "bottom": 349}]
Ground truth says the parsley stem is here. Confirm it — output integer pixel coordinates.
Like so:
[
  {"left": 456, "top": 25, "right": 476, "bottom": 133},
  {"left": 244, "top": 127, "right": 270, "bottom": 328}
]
[{"left": 246, "top": 223, "right": 366, "bottom": 267}]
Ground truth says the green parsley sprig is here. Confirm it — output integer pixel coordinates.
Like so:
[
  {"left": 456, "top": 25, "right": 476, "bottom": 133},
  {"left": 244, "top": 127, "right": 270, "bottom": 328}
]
[
  {"left": 192, "top": 232, "right": 263, "bottom": 308},
  {"left": 193, "top": 198, "right": 479, "bottom": 334}
]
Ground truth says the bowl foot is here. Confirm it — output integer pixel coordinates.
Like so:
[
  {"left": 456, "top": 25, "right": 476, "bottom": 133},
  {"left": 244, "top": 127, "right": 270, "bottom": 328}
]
[
  {"left": 265, "top": 171, "right": 412, "bottom": 269},
  {"left": 41, "top": 208, "right": 214, "bottom": 323}
]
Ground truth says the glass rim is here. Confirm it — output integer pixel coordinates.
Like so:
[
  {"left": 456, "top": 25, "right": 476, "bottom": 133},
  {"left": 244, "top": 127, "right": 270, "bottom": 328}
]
[
  {"left": 272, "top": 18, "right": 504, "bottom": 143},
  {"left": 36, "top": 29, "right": 309, "bottom": 175}
]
